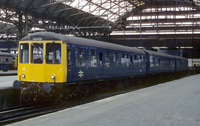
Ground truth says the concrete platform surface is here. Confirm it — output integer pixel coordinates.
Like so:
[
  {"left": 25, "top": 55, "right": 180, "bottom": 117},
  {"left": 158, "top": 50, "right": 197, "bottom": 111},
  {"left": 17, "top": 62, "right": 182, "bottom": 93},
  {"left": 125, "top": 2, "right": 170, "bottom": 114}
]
[
  {"left": 8, "top": 74, "right": 200, "bottom": 126},
  {"left": 0, "top": 70, "right": 17, "bottom": 75},
  {"left": 0, "top": 76, "right": 17, "bottom": 89}
]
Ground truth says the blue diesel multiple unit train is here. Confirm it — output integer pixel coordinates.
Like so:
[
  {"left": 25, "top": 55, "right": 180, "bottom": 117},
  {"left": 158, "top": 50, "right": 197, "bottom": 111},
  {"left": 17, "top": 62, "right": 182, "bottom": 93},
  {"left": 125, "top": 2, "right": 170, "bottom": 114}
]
[{"left": 14, "top": 32, "right": 188, "bottom": 101}]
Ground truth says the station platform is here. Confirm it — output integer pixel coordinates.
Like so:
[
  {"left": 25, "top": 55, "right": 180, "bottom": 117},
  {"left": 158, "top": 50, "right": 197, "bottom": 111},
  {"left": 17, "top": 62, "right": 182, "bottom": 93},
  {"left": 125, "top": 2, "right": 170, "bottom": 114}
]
[
  {"left": 0, "top": 76, "right": 17, "bottom": 89},
  {"left": 0, "top": 70, "right": 17, "bottom": 76},
  {"left": 8, "top": 74, "right": 200, "bottom": 126}
]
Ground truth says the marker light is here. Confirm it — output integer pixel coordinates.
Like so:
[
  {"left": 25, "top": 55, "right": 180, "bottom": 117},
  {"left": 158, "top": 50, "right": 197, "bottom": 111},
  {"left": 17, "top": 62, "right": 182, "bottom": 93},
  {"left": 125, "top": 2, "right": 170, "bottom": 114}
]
[
  {"left": 51, "top": 74, "right": 55, "bottom": 79},
  {"left": 21, "top": 73, "right": 25, "bottom": 78}
]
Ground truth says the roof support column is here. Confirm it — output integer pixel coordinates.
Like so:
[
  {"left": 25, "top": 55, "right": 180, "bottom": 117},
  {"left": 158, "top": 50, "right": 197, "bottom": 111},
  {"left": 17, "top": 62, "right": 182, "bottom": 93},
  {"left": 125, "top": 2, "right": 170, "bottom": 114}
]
[
  {"left": 17, "top": 12, "right": 23, "bottom": 40},
  {"left": 24, "top": 11, "right": 29, "bottom": 36}
]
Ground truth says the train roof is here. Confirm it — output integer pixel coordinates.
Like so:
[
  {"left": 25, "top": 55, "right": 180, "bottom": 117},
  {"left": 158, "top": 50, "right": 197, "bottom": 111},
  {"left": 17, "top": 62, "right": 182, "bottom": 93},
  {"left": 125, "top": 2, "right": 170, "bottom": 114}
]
[
  {"left": 21, "top": 32, "right": 145, "bottom": 54},
  {"left": 174, "top": 55, "right": 188, "bottom": 60},
  {"left": 144, "top": 50, "right": 175, "bottom": 58}
]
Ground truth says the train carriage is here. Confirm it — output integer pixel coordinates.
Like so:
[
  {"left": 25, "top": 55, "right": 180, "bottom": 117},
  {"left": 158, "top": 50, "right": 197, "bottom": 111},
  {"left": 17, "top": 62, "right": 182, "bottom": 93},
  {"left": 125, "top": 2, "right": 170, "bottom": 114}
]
[
  {"left": 66, "top": 36, "right": 146, "bottom": 82},
  {"left": 144, "top": 50, "right": 176, "bottom": 74},
  {"left": 174, "top": 56, "right": 188, "bottom": 71},
  {"left": 0, "top": 53, "right": 13, "bottom": 71}
]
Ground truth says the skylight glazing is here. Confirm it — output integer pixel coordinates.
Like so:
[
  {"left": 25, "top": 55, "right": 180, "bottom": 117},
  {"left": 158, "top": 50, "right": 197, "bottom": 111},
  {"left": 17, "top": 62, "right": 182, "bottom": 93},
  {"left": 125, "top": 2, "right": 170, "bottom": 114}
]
[{"left": 63, "top": 0, "right": 134, "bottom": 22}]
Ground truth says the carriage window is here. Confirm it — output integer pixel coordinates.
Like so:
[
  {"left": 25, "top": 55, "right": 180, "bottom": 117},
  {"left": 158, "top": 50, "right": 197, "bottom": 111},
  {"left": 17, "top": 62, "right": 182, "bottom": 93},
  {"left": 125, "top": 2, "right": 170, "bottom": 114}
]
[
  {"left": 99, "top": 52, "right": 103, "bottom": 66},
  {"left": 105, "top": 52, "right": 111, "bottom": 67},
  {"left": 20, "top": 43, "right": 29, "bottom": 63},
  {"left": 133, "top": 55, "right": 138, "bottom": 66},
  {"left": 67, "top": 49, "right": 72, "bottom": 65},
  {"left": 5, "top": 58, "right": 9, "bottom": 63},
  {"left": 130, "top": 56, "right": 133, "bottom": 63},
  {"left": 31, "top": 43, "right": 43, "bottom": 64},
  {"left": 76, "top": 48, "right": 85, "bottom": 67},
  {"left": 121, "top": 53, "right": 126, "bottom": 67},
  {"left": 139, "top": 55, "right": 143, "bottom": 67},
  {"left": 150, "top": 55, "right": 155, "bottom": 67},
  {"left": 113, "top": 53, "right": 119, "bottom": 67},
  {"left": 46, "top": 43, "right": 61, "bottom": 64},
  {"left": 89, "top": 50, "right": 97, "bottom": 67},
  {"left": 134, "top": 55, "right": 137, "bottom": 60}
]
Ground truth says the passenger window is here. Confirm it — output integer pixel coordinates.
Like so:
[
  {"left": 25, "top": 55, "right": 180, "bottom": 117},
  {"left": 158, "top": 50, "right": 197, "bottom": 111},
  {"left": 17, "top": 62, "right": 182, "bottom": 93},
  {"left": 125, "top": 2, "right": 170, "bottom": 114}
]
[
  {"left": 130, "top": 56, "right": 133, "bottom": 63},
  {"left": 134, "top": 55, "right": 137, "bottom": 60},
  {"left": 121, "top": 53, "right": 130, "bottom": 67},
  {"left": 5, "top": 58, "right": 9, "bottom": 63},
  {"left": 133, "top": 55, "right": 138, "bottom": 66},
  {"left": 46, "top": 43, "right": 61, "bottom": 64},
  {"left": 31, "top": 43, "right": 43, "bottom": 64},
  {"left": 76, "top": 48, "right": 85, "bottom": 67},
  {"left": 139, "top": 55, "right": 143, "bottom": 67},
  {"left": 105, "top": 52, "right": 111, "bottom": 67},
  {"left": 67, "top": 49, "right": 72, "bottom": 65},
  {"left": 126, "top": 54, "right": 130, "bottom": 67},
  {"left": 99, "top": 52, "right": 103, "bottom": 66},
  {"left": 20, "top": 43, "right": 29, "bottom": 63},
  {"left": 121, "top": 53, "right": 126, "bottom": 67},
  {"left": 89, "top": 50, "right": 97, "bottom": 67},
  {"left": 150, "top": 56, "right": 154, "bottom": 68},
  {"left": 113, "top": 53, "right": 119, "bottom": 67}
]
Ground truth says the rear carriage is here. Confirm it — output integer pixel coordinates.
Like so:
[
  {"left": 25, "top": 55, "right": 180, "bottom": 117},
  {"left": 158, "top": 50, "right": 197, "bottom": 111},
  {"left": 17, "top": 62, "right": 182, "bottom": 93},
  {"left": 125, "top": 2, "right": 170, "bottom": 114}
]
[{"left": 0, "top": 53, "right": 13, "bottom": 71}]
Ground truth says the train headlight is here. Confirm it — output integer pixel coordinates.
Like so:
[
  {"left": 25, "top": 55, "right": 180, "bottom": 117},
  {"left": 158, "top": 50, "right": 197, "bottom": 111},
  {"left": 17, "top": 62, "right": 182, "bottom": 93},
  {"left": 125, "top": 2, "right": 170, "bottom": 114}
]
[
  {"left": 51, "top": 74, "right": 55, "bottom": 79},
  {"left": 21, "top": 73, "right": 25, "bottom": 78}
]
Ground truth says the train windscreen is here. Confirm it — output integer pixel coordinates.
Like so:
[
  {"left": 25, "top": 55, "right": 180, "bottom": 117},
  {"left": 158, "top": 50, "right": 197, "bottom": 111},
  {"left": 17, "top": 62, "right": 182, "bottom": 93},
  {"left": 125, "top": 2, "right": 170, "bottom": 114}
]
[
  {"left": 46, "top": 43, "right": 61, "bottom": 64},
  {"left": 31, "top": 43, "right": 43, "bottom": 64},
  {"left": 20, "top": 43, "right": 29, "bottom": 63}
]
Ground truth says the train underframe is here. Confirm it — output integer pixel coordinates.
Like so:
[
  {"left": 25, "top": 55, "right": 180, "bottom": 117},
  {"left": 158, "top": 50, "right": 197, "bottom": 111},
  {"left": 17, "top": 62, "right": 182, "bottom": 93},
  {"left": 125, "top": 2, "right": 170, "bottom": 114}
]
[{"left": 13, "top": 70, "right": 188, "bottom": 104}]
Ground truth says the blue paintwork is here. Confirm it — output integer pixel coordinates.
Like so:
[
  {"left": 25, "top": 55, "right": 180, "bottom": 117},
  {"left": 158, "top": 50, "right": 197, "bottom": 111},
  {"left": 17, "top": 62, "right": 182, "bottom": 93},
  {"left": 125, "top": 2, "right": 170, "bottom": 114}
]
[
  {"left": 67, "top": 43, "right": 188, "bottom": 83},
  {"left": 67, "top": 43, "right": 146, "bottom": 82}
]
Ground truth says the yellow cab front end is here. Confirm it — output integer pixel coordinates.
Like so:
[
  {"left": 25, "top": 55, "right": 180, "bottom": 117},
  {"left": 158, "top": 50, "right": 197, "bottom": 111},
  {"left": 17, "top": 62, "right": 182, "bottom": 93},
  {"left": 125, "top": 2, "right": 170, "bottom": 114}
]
[{"left": 15, "top": 40, "right": 67, "bottom": 95}]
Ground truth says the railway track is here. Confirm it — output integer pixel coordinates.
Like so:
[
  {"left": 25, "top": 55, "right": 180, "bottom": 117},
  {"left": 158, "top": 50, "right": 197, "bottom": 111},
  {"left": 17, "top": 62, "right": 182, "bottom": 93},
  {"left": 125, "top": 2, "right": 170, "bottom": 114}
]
[
  {"left": 0, "top": 104, "right": 57, "bottom": 125},
  {"left": 0, "top": 84, "right": 135, "bottom": 125}
]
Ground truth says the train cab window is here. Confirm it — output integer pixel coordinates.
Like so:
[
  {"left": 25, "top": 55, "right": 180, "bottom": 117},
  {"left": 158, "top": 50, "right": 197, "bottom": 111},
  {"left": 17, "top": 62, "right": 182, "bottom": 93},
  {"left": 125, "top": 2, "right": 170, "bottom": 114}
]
[
  {"left": 46, "top": 43, "right": 61, "bottom": 64},
  {"left": 67, "top": 49, "right": 72, "bottom": 65},
  {"left": 20, "top": 43, "right": 29, "bottom": 63},
  {"left": 105, "top": 52, "right": 111, "bottom": 67},
  {"left": 31, "top": 43, "right": 43, "bottom": 64},
  {"left": 113, "top": 53, "right": 119, "bottom": 67},
  {"left": 76, "top": 48, "right": 85, "bottom": 67},
  {"left": 89, "top": 50, "right": 97, "bottom": 67}
]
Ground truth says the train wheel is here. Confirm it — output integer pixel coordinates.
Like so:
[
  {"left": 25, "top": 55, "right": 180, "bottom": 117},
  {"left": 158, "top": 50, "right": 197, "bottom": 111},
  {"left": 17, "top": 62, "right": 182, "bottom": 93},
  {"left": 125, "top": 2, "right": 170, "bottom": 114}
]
[{"left": 20, "top": 87, "right": 31, "bottom": 103}]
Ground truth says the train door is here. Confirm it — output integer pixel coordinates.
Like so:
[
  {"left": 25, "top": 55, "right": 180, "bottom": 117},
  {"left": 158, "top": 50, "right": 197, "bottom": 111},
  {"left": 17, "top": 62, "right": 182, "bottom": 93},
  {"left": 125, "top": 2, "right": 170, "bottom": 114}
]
[
  {"left": 67, "top": 44, "right": 75, "bottom": 82},
  {"left": 98, "top": 50, "right": 104, "bottom": 78}
]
